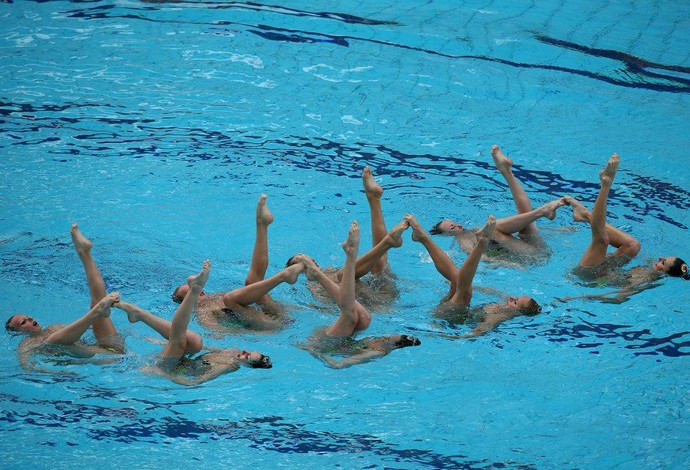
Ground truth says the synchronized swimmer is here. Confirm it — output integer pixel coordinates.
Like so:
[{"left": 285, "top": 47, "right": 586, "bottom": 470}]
[{"left": 5, "top": 147, "right": 688, "bottom": 382}]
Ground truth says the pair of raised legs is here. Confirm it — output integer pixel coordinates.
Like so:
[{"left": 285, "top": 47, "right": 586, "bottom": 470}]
[
  {"left": 286, "top": 167, "right": 408, "bottom": 284},
  {"left": 293, "top": 221, "right": 371, "bottom": 336},
  {"left": 221, "top": 194, "right": 304, "bottom": 310},
  {"left": 489, "top": 145, "right": 565, "bottom": 244},
  {"left": 40, "top": 225, "right": 123, "bottom": 350},
  {"left": 408, "top": 215, "right": 496, "bottom": 305},
  {"left": 296, "top": 220, "right": 422, "bottom": 364},
  {"left": 333, "top": 167, "right": 407, "bottom": 282},
  {"left": 433, "top": 146, "right": 566, "bottom": 251},
  {"left": 116, "top": 262, "right": 209, "bottom": 358},
  {"left": 566, "top": 153, "right": 640, "bottom": 268}
]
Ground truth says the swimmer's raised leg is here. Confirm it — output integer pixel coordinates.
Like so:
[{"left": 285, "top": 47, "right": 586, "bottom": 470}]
[
  {"left": 363, "top": 167, "right": 388, "bottom": 273},
  {"left": 326, "top": 221, "right": 370, "bottom": 336},
  {"left": 223, "top": 263, "right": 305, "bottom": 308},
  {"left": 71, "top": 224, "right": 117, "bottom": 339},
  {"left": 245, "top": 194, "right": 273, "bottom": 292},
  {"left": 565, "top": 194, "right": 640, "bottom": 259},
  {"left": 406, "top": 214, "right": 460, "bottom": 289},
  {"left": 161, "top": 260, "right": 210, "bottom": 358},
  {"left": 115, "top": 301, "right": 203, "bottom": 355},
  {"left": 578, "top": 154, "right": 619, "bottom": 267},
  {"left": 45, "top": 292, "right": 121, "bottom": 346},
  {"left": 336, "top": 219, "right": 409, "bottom": 281},
  {"left": 492, "top": 145, "right": 536, "bottom": 236},
  {"left": 450, "top": 216, "right": 496, "bottom": 306},
  {"left": 493, "top": 197, "right": 567, "bottom": 236}
]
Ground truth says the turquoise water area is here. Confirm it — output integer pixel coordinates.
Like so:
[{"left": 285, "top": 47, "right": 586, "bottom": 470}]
[{"left": 1, "top": 1, "right": 689, "bottom": 468}]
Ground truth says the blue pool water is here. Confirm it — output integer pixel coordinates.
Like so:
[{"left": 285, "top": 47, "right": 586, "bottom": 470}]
[{"left": 1, "top": 1, "right": 689, "bottom": 468}]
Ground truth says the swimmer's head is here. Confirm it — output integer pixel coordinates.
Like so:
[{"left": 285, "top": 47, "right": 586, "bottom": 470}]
[
  {"left": 507, "top": 296, "right": 542, "bottom": 316},
  {"left": 394, "top": 334, "right": 421, "bottom": 348},
  {"left": 285, "top": 254, "right": 318, "bottom": 268},
  {"left": 171, "top": 284, "right": 207, "bottom": 303},
  {"left": 429, "top": 219, "right": 464, "bottom": 236},
  {"left": 237, "top": 350, "right": 272, "bottom": 369},
  {"left": 5, "top": 314, "right": 42, "bottom": 335},
  {"left": 653, "top": 256, "right": 690, "bottom": 280}
]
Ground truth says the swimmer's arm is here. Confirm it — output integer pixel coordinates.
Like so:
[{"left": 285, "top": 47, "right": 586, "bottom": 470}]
[
  {"left": 319, "top": 350, "right": 386, "bottom": 369},
  {"left": 473, "top": 285, "right": 505, "bottom": 298},
  {"left": 556, "top": 282, "right": 659, "bottom": 305},
  {"left": 461, "top": 316, "right": 503, "bottom": 338},
  {"left": 17, "top": 343, "right": 79, "bottom": 376},
  {"left": 170, "top": 363, "right": 240, "bottom": 386},
  {"left": 17, "top": 346, "right": 51, "bottom": 373},
  {"left": 45, "top": 306, "right": 102, "bottom": 346},
  {"left": 556, "top": 293, "right": 626, "bottom": 304},
  {"left": 480, "top": 255, "right": 526, "bottom": 271},
  {"left": 233, "top": 310, "right": 283, "bottom": 332},
  {"left": 196, "top": 312, "right": 231, "bottom": 333},
  {"left": 18, "top": 348, "right": 33, "bottom": 371},
  {"left": 144, "top": 362, "right": 240, "bottom": 386}
]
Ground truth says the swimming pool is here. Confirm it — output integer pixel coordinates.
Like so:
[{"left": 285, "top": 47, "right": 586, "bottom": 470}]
[{"left": 1, "top": 0, "right": 689, "bottom": 468}]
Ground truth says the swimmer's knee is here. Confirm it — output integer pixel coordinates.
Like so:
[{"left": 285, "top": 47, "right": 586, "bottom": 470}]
[
  {"left": 222, "top": 292, "right": 241, "bottom": 308},
  {"left": 624, "top": 239, "right": 641, "bottom": 257},
  {"left": 184, "top": 332, "right": 203, "bottom": 355},
  {"left": 356, "top": 305, "right": 371, "bottom": 330},
  {"left": 244, "top": 272, "right": 262, "bottom": 286},
  {"left": 591, "top": 236, "right": 610, "bottom": 251}
]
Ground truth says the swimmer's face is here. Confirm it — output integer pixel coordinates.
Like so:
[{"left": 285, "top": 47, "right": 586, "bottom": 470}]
[
  {"left": 7, "top": 314, "right": 42, "bottom": 334},
  {"left": 506, "top": 297, "right": 521, "bottom": 309},
  {"left": 237, "top": 350, "right": 272, "bottom": 369},
  {"left": 653, "top": 256, "right": 677, "bottom": 273},
  {"left": 172, "top": 284, "right": 206, "bottom": 303},
  {"left": 507, "top": 296, "right": 540, "bottom": 315},
  {"left": 432, "top": 220, "right": 463, "bottom": 235}
]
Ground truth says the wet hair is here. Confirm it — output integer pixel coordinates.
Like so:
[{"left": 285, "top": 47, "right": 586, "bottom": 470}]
[
  {"left": 395, "top": 335, "right": 421, "bottom": 348},
  {"left": 668, "top": 257, "right": 690, "bottom": 280},
  {"left": 429, "top": 221, "right": 444, "bottom": 235},
  {"left": 5, "top": 315, "right": 17, "bottom": 332},
  {"left": 171, "top": 286, "right": 183, "bottom": 304},
  {"left": 285, "top": 255, "right": 318, "bottom": 268},
  {"left": 520, "top": 298, "right": 542, "bottom": 316},
  {"left": 250, "top": 354, "right": 272, "bottom": 369}
]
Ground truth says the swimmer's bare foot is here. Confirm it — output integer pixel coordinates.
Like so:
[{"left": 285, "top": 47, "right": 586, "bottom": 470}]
[
  {"left": 476, "top": 215, "right": 496, "bottom": 243},
  {"left": 294, "top": 254, "right": 320, "bottom": 281},
  {"left": 564, "top": 196, "right": 591, "bottom": 223},
  {"left": 257, "top": 194, "right": 274, "bottom": 226},
  {"left": 342, "top": 221, "right": 360, "bottom": 256},
  {"left": 94, "top": 292, "right": 120, "bottom": 317},
  {"left": 188, "top": 260, "right": 211, "bottom": 293},
  {"left": 113, "top": 301, "right": 140, "bottom": 323},
  {"left": 405, "top": 214, "right": 428, "bottom": 242},
  {"left": 283, "top": 263, "right": 305, "bottom": 284},
  {"left": 70, "top": 224, "right": 93, "bottom": 255},
  {"left": 540, "top": 198, "right": 567, "bottom": 220},
  {"left": 600, "top": 153, "right": 620, "bottom": 187},
  {"left": 385, "top": 219, "right": 409, "bottom": 247},
  {"left": 491, "top": 145, "right": 513, "bottom": 175},
  {"left": 362, "top": 167, "right": 383, "bottom": 199}
]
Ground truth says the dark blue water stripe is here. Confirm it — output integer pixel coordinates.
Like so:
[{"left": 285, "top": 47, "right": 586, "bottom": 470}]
[
  {"left": 0, "top": 393, "right": 536, "bottom": 469},
  {"left": 50, "top": 3, "right": 690, "bottom": 94}
]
